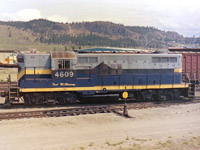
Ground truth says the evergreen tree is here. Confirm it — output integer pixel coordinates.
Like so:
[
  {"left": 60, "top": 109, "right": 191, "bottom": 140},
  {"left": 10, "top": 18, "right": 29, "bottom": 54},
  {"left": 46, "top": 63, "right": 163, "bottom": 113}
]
[
  {"left": 8, "top": 31, "right": 12, "bottom": 37},
  {"left": 64, "top": 46, "right": 68, "bottom": 51}
]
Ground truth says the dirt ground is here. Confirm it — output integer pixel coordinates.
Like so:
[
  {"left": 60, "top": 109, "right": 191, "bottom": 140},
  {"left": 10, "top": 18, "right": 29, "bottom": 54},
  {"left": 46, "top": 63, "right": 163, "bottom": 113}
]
[
  {"left": 0, "top": 68, "right": 17, "bottom": 81},
  {"left": 0, "top": 103, "right": 200, "bottom": 150}
]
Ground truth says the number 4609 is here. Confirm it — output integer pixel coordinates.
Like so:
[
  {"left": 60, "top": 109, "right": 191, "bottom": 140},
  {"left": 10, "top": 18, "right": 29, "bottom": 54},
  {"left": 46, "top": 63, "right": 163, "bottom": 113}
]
[{"left": 54, "top": 71, "right": 74, "bottom": 78}]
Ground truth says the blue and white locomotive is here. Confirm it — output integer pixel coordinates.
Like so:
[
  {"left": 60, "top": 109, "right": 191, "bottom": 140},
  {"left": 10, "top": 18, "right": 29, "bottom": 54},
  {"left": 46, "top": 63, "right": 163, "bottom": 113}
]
[{"left": 15, "top": 48, "right": 190, "bottom": 105}]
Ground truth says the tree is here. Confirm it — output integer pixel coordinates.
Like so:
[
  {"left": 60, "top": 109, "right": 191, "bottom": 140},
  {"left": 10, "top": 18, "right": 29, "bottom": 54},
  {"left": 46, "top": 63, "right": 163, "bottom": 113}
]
[
  {"left": 64, "top": 46, "right": 68, "bottom": 51},
  {"left": 8, "top": 31, "right": 12, "bottom": 37}
]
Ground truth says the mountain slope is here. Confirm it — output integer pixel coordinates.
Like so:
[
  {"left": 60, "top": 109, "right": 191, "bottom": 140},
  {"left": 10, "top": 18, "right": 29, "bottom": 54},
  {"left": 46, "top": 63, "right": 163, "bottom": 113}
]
[
  {"left": 0, "top": 24, "right": 65, "bottom": 51},
  {"left": 0, "top": 19, "right": 199, "bottom": 50}
]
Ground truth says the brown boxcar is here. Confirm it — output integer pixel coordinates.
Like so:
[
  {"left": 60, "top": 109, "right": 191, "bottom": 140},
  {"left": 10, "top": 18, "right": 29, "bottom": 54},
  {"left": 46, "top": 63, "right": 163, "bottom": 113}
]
[
  {"left": 182, "top": 52, "right": 200, "bottom": 82},
  {"left": 168, "top": 48, "right": 200, "bottom": 82}
]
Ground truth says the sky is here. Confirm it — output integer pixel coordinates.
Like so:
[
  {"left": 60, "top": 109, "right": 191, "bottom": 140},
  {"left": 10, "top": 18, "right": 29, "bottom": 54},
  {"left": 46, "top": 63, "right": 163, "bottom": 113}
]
[{"left": 0, "top": 0, "right": 200, "bottom": 37}]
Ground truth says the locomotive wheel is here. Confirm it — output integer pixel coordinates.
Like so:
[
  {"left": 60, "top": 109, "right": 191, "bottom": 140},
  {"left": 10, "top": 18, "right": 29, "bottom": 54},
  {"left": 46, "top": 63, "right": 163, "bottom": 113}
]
[
  {"left": 23, "top": 94, "right": 37, "bottom": 106},
  {"left": 152, "top": 94, "right": 158, "bottom": 101},
  {"left": 108, "top": 96, "right": 119, "bottom": 103},
  {"left": 57, "top": 97, "right": 65, "bottom": 104},
  {"left": 166, "top": 94, "right": 172, "bottom": 101},
  {"left": 66, "top": 93, "right": 77, "bottom": 103},
  {"left": 35, "top": 96, "right": 44, "bottom": 105},
  {"left": 173, "top": 90, "right": 181, "bottom": 100},
  {"left": 23, "top": 96, "right": 32, "bottom": 106},
  {"left": 134, "top": 92, "right": 143, "bottom": 101}
]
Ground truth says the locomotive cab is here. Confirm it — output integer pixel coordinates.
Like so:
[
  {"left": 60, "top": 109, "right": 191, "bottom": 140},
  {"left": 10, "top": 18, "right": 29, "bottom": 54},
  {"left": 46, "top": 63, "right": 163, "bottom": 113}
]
[
  {"left": 51, "top": 51, "right": 76, "bottom": 70},
  {"left": 51, "top": 51, "right": 76, "bottom": 79}
]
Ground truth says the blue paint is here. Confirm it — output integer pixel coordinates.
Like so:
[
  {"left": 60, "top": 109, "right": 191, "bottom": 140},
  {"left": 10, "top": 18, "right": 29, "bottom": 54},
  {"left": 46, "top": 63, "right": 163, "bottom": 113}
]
[{"left": 19, "top": 71, "right": 183, "bottom": 92}]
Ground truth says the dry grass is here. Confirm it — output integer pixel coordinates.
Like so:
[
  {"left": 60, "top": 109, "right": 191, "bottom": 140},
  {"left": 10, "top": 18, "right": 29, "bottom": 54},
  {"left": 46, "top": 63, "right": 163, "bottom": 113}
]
[
  {"left": 115, "top": 136, "right": 200, "bottom": 150},
  {"left": 0, "top": 25, "right": 65, "bottom": 51}
]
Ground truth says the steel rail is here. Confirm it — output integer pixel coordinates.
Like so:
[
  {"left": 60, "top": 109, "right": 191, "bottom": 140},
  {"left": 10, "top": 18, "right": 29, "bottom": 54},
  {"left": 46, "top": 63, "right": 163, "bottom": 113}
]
[{"left": 0, "top": 99, "right": 199, "bottom": 121}]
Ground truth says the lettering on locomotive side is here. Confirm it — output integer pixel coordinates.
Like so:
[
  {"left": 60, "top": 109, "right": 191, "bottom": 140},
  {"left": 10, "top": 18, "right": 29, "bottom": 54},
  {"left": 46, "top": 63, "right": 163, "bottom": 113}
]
[{"left": 52, "top": 70, "right": 76, "bottom": 78}]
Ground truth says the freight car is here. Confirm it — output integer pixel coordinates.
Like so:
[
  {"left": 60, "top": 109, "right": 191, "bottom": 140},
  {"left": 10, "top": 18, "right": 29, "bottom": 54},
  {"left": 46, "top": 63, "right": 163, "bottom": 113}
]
[
  {"left": 4, "top": 48, "right": 194, "bottom": 105},
  {"left": 169, "top": 48, "right": 200, "bottom": 84}
]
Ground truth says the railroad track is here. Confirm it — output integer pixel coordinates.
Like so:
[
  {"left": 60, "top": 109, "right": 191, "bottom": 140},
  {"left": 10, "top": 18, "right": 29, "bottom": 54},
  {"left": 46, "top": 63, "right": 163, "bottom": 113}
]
[
  {"left": 0, "top": 98, "right": 200, "bottom": 121},
  {"left": 0, "top": 105, "right": 119, "bottom": 120},
  {"left": 0, "top": 81, "right": 17, "bottom": 94}
]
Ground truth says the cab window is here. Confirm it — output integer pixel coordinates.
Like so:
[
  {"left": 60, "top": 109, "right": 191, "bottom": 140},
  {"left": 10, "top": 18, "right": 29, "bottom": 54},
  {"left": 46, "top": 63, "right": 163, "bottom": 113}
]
[
  {"left": 58, "top": 60, "right": 70, "bottom": 69},
  {"left": 64, "top": 60, "right": 70, "bottom": 69}
]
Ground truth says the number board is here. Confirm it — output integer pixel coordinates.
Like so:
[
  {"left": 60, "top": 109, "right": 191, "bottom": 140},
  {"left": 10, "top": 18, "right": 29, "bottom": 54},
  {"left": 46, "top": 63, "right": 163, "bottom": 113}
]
[{"left": 52, "top": 70, "right": 76, "bottom": 78}]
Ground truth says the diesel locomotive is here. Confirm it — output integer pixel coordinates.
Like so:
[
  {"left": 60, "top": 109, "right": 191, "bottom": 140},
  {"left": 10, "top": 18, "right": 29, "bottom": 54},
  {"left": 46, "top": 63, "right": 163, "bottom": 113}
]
[{"left": 5, "top": 48, "right": 193, "bottom": 105}]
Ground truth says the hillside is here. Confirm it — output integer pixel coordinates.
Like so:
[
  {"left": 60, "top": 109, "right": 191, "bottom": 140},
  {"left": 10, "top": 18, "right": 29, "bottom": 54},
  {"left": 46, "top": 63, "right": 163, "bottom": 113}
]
[
  {"left": 0, "top": 19, "right": 199, "bottom": 51},
  {"left": 0, "top": 24, "right": 65, "bottom": 51}
]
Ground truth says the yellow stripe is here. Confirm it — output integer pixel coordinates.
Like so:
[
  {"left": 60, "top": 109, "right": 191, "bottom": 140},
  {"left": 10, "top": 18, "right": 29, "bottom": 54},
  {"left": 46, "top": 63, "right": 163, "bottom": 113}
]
[
  {"left": 174, "top": 68, "right": 182, "bottom": 73},
  {"left": 17, "top": 69, "right": 25, "bottom": 80},
  {"left": 18, "top": 68, "right": 182, "bottom": 80},
  {"left": 20, "top": 84, "right": 188, "bottom": 92},
  {"left": 17, "top": 69, "right": 52, "bottom": 80}
]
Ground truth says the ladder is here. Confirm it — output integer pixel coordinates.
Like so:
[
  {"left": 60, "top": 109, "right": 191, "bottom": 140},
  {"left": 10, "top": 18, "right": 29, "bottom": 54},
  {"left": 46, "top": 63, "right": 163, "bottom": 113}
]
[
  {"left": 188, "top": 81, "right": 196, "bottom": 98},
  {"left": 5, "top": 75, "right": 19, "bottom": 105}
]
